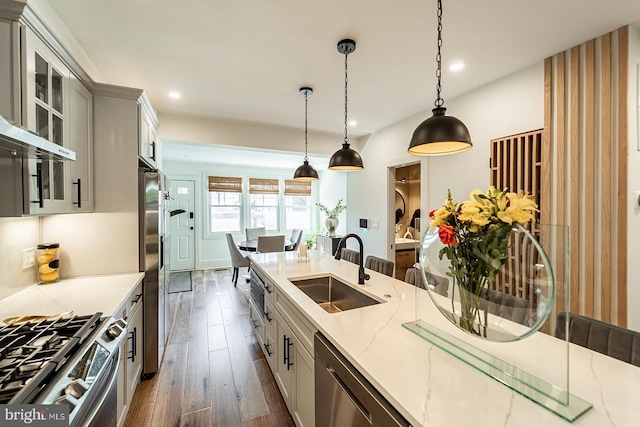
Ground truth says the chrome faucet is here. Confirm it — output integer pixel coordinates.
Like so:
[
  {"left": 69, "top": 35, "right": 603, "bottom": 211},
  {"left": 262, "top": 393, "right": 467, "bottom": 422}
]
[{"left": 334, "top": 233, "right": 370, "bottom": 285}]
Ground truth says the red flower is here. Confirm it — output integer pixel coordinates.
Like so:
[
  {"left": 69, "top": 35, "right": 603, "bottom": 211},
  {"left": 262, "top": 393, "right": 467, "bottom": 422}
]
[
  {"left": 429, "top": 209, "right": 435, "bottom": 218},
  {"left": 438, "top": 224, "right": 456, "bottom": 245}
]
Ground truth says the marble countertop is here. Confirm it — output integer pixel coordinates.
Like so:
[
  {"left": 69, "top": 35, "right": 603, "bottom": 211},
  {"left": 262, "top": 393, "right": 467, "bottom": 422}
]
[
  {"left": 250, "top": 250, "right": 640, "bottom": 427},
  {"left": 0, "top": 273, "right": 144, "bottom": 323}
]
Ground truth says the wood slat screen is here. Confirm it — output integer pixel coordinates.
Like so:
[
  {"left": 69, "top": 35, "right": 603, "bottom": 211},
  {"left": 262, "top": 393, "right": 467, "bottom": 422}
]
[
  {"left": 490, "top": 130, "right": 543, "bottom": 324},
  {"left": 208, "top": 176, "right": 242, "bottom": 193},
  {"left": 543, "top": 26, "right": 628, "bottom": 327},
  {"left": 284, "top": 180, "right": 311, "bottom": 196},
  {"left": 249, "top": 178, "right": 279, "bottom": 194}
]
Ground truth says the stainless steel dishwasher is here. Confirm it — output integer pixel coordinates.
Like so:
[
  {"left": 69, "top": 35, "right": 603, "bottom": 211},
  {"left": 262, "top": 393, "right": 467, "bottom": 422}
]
[{"left": 314, "top": 333, "right": 411, "bottom": 427}]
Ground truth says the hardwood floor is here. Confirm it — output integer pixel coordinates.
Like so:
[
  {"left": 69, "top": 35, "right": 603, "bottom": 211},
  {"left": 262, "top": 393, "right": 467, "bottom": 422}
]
[{"left": 124, "top": 269, "right": 295, "bottom": 427}]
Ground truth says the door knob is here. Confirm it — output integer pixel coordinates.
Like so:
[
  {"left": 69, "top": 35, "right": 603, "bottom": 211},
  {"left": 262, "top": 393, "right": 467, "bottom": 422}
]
[{"left": 190, "top": 226, "right": 194, "bottom": 230}]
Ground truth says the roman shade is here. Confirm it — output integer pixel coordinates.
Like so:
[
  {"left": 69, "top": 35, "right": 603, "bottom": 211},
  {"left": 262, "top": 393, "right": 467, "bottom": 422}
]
[
  {"left": 208, "top": 176, "right": 242, "bottom": 193},
  {"left": 284, "top": 180, "right": 311, "bottom": 196}
]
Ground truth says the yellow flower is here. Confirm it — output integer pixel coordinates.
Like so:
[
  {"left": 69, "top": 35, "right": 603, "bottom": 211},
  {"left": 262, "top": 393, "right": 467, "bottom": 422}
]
[
  {"left": 496, "top": 193, "right": 538, "bottom": 224},
  {"left": 429, "top": 206, "right": 452, "bottom": 227}
]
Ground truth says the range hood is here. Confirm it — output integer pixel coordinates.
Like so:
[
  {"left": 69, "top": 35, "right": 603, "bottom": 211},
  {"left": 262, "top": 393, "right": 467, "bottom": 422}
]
[{"left": 0, "top": 119, "right": 76, "bottom": 161}]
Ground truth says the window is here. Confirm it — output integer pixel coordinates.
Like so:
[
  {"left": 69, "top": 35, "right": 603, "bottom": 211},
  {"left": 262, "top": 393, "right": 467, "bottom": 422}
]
[
  {"left": 208, "top": 176, "right": 242, "bottom": 232},
  {"left": 249, "top": 178, "right": 279, "bottom": 230},
  {"left": 284, "top": 180, "right": 311, "bottom": 230}
]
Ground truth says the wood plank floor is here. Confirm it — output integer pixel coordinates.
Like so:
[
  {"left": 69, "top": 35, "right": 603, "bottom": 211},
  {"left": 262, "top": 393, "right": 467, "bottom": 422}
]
[{"left": 124, "top": 269, "right": 295, "bottom": 427}]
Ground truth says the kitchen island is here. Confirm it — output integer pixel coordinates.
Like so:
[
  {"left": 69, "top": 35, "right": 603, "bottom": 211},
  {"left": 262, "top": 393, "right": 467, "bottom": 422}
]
[{"left": 250, "top": 250, "right": 640, "bottom": 427}]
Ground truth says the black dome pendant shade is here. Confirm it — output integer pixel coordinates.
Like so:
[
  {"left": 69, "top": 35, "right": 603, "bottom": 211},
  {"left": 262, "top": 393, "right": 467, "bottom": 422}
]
[
  {"left": 328, "top": 39, "right": 364, "bottom": 171},
  {"left": 408, "top": 0, "right": 472, "bottom": 156},
  {"left": 408, "top": 107, "right": 472, "bottom": 155},
  {"left": 293, "top": 87, "right": 319, "bottom": 181}
]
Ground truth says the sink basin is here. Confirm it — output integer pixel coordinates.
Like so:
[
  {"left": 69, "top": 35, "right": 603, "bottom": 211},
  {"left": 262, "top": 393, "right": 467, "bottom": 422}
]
[{"left": 289, "top": 275, "right": 382, "bottom": 313}]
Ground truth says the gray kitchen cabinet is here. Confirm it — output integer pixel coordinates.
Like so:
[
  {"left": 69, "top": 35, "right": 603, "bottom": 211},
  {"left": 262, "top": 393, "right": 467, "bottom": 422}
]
[
  {"left": 139, "top": 102, "right": 159, "bottom": 168},
  {"left": 22, "top": 26, "right": 72, "bottom": 215},
  {"left": 68, "top": 76, "right": 93, "bottom": 212},
  {"left": 0, "top": 7, "right": 94, "bottom": 216},
  {"left": 115, "top": 281, "right": 143, "bottom": 427}
]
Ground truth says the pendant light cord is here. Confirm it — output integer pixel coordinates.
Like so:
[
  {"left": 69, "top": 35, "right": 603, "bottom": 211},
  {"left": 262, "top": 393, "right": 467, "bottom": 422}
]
[
  {"left": 344, "top": 49, "right": 349, "bottom": 144},
  {"left": 304, "top": 91, "right": 309, "bottom": 162},
  {"left": 435, "top": 0, "right": 444, "bottom": 108}
]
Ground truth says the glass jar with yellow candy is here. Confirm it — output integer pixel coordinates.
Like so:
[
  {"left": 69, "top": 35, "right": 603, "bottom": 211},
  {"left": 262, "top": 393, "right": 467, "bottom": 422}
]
[{"left": 37, "top": 243, "right": 60, "bottom": 285}]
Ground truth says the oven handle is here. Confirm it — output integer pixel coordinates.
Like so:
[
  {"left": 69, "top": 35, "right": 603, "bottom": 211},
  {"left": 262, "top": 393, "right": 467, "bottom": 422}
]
[{"left": 81, "top": 346, "right": 121, "bottom": 426}]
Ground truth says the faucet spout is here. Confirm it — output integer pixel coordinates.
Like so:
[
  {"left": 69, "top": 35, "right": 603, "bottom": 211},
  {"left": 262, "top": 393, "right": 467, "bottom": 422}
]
[{"left": 334, "top": 233, "right": 370, "bottom": 285}]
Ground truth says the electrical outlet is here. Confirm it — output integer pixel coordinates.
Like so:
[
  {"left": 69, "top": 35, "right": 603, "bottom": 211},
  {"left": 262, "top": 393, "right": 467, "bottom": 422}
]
[{"left": 22, "top": 248, "right": 36, "bottom": 269}]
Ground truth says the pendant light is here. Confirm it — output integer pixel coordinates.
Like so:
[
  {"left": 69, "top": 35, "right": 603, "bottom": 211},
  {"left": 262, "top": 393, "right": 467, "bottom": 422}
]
[
  {"left": 328, "top": 39, "right": 364, "bottom": 171},
  {"left": 408, "top": 0, "right": 472, "bottom": 156},
  {"left": 293, "top": 87, "right": 319, "bottom": 181}
]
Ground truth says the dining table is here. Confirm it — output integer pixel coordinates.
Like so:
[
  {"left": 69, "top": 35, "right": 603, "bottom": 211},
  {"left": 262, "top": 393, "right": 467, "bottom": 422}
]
[{"left": 238, "top": 239, "right": 296, "bottom": 252}]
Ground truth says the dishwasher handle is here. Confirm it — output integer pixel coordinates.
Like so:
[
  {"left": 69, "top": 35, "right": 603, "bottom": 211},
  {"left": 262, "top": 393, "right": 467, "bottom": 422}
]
[{"left": 327, "top": 367, "right": 372, "bottom": 423}]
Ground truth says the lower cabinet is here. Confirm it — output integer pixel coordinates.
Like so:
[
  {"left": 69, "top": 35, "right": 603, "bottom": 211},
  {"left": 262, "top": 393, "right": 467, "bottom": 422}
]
[
  {"left": 116, "top": 291, "right": 143, "bottom": 427},
  {"left": 253, "top": 269, "right": 315, "bottom": 427},
  {"left": 273, "top": 311, "right": 315, "bottom": 427}
]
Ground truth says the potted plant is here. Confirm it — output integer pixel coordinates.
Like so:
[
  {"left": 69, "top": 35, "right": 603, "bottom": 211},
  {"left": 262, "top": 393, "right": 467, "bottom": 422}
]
[{"left": 316, "top": 199, "right": 346, "bottom": 237}]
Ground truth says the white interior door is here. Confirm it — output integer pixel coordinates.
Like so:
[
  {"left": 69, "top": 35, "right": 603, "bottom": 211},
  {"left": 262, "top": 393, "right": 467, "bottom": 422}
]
[{"left": 169, "top": 179, "right": 195, "bottom": 271}]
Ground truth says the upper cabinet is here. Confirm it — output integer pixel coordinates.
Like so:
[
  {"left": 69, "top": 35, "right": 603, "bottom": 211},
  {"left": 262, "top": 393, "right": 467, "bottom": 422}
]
[
  {"left": 139, "top": 101, "right": 159, "bottom": 169},
  {"left": 22, "top": 27, "right": 73, "bottom": 215},
  {"left": 0, "top": 3, "right": 95, "bottom": 216}
]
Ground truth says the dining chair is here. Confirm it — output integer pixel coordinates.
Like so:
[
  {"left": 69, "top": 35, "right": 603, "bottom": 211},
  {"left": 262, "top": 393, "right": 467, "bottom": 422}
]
[
  {"left": 225, "top": 233, "right": 250, "bottom": 287},
  {"left": 246, "top": 226, "right": 266, "bottom": 241},
  {"left": 480, "top": 288, "right": 530, "bottom": 326},
  {"left": 340, "top": 248, "right": 360, "bottom": 265},
  {"left": 555, "top": 312, "right": 640, "bottom": 367},
  {"left": 257, "top": 235, "right": 285, "bottom": 253},
  {"left": 364, "top": 255, "right": 394, "bottom": 277},
  {"left": 290, "top": 229, "right": 303, "bottom": 251},
  {"left": 404, "top": 267, "right": 449, "bottom": 297}
]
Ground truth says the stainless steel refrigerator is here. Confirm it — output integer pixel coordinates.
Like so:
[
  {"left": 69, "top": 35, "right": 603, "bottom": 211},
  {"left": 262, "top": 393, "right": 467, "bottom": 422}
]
[{"left": 138, "top": 168, "right": 167, "bottom": 378}]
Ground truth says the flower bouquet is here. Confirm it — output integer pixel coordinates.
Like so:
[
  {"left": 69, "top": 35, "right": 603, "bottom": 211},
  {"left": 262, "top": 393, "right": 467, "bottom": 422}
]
[{"left": 428, "top": 187, "right": 538, "bottom": 337}]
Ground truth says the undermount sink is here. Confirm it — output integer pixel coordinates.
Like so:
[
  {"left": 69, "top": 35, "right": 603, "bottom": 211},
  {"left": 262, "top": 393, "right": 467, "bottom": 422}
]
[{"left": 289, "top": 275, "right": 382, "bottom": 313}]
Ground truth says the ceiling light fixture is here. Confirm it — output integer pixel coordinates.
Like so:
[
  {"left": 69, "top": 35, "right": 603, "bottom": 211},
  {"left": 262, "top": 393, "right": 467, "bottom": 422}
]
[
  {"left": 328, "top": 39, "right": 364, "bottom": 171},
  {"left": 449, "top": 62, "right": 465, "bottom": 71},
  {"left": 408, "top": 0, "right": 472, "bottom": 156},
  {"left": 168, "top": 91, "right": 181, "bottom": 99},
  {"left": 293, "top": 87, "right": 319, "bottom": 181}
]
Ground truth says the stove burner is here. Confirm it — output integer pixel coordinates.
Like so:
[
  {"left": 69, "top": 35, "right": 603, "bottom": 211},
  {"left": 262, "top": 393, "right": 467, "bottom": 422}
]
[{"left": 0, "top": 313, "right": 103, "bottom": 404}]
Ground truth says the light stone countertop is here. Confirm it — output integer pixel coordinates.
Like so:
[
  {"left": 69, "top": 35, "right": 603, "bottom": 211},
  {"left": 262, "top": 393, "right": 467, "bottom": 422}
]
[
  {"left": 250, "top": 250, "right": 640, "bottom": 427},
  {"left": 0, "top": 273, "right": 144, "bottom": 323}
]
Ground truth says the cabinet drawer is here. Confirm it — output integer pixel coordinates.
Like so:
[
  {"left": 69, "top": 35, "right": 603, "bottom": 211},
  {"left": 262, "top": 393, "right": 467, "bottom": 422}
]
[
  {"left": 114, "top": 279, "right": 143, "bottom": 322},
  {"left": 275, "top": 290, "right": 316, "bottom": 356},
  {"left": 264, "top": 297, "right": 275, "bottom": 338},
  {"left": 249, "top": 298, "right": 265, "bottom": 343}
]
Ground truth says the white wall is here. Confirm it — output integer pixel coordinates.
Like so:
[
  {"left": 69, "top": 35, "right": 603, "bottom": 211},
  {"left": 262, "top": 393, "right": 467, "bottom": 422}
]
[
  {"left": 347, "top": 63, "right": 544, "bottom": 261},
  {"left": 626, "top": 26, "right": 640, "bottom": 331},
  {"left": 0, "top": 217, "right": 40, "bottom": 298},
  {"left": 162, "top": 159, "right": 346, "bottom": 270}
]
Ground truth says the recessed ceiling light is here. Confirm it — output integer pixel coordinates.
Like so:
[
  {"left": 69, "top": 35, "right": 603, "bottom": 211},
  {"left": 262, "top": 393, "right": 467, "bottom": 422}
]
[
  {"left": 449, "top": 62, "right": 465, "bottom": 71},
  {"left": 348, "top": 120, "right": 357, "bottom": 126},
  {"left": 168, "top": 91, "right": 181, "bottom": 99}
]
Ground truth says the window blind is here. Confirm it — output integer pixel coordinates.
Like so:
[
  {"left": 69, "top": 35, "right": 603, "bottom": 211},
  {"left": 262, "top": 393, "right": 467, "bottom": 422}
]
[
  {"left": 284, "top": 179, "right": 311, "bottom": 196},
  {"left": 249, "top": 178, "right": 279, "bottom": 194},
  {"left": 208, "top": 176, "right": 242, "bottom": 193}
]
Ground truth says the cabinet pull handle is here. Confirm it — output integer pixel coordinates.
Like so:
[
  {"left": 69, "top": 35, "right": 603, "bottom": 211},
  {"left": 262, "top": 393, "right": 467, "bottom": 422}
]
[
  {"left": 151, "top": 141, "right": 156, "bottom": 161},
  {"left": 127, "top": 327, "right": 136, "bottom": 362},
  {"left": 72, "top": 179, "right": 82, "bottom": 208},
  {"left": 252, "top": 319, "right": 259, "bottom": 329},
  {"left": 265, "top": 312, "right": 272, "bottom": 322},
  {"left": 284, "top": 336, "right": 294, "bottom": 370},
  {"left": 283, "top": 336, "right": 288, "bottom": 365},
  {"left": 131, "top": 293, "right": 142, "bottom": 304},
  {"left": 265, "top": 284, "right": 272, "bottom": 294},
  {"left": 263, "top": 343, "right": 272, "bottom": 356},
  {"left": 31, "top": 168, "right": 44, "bottom": 208}
]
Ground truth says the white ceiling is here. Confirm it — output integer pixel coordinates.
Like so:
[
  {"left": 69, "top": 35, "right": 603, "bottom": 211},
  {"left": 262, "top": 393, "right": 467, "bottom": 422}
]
[{"left": 45, "top": 0, "right": 640, "bottom": 165}]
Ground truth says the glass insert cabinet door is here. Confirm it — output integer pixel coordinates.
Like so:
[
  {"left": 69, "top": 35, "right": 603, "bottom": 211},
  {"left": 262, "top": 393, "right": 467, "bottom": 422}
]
[{"left": 23, "top": 29, "right": 71, "bottom": 215}]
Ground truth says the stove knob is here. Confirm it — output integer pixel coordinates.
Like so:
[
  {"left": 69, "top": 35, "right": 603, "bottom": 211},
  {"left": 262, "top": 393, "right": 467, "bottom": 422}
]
[
  {"left": 65, "top": 378, "right": 89, "bottom": 399},
  {"left": 105, "top": 323, "right": 124, "bottom": 340},
  {"left": 55, "top": 394, "right": 79, "bottom": 411}
]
